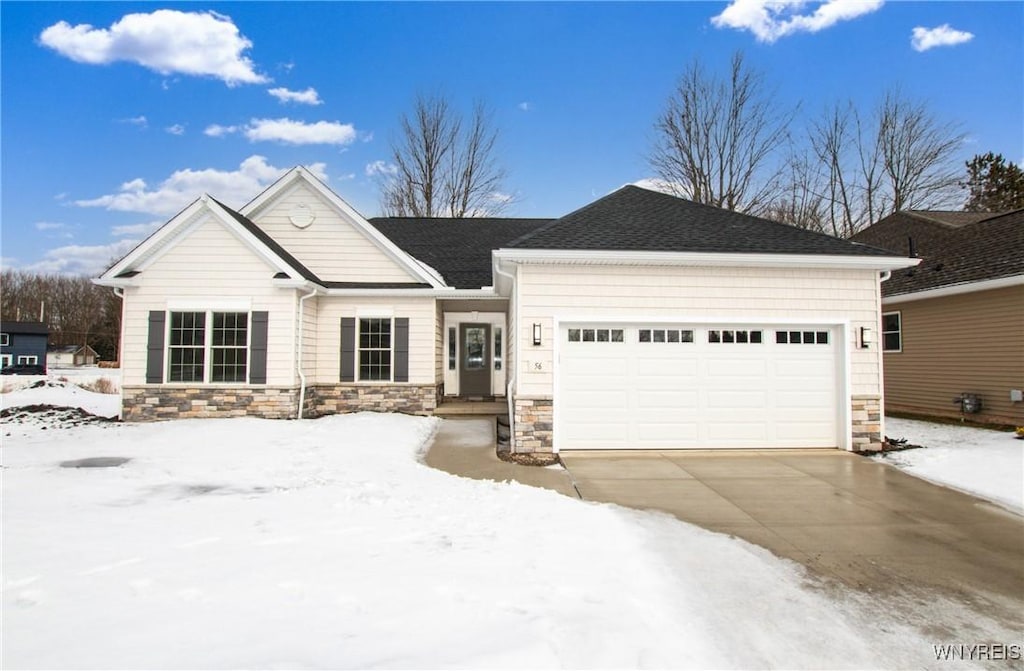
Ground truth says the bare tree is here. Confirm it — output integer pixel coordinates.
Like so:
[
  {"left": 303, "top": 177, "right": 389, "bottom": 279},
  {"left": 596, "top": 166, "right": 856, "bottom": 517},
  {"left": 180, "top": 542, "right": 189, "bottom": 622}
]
[
  {"left": 1, "top": 269, "right": 121, "bottom": 360},
  {"left": 380, "top": 94, "right": 510, "bottom": 217},
  {"left": 786, "top": 89, "right": 965, "bottom": 237},
  {"left": 649, "top": 52, "right": 794, "bottom": 215}
]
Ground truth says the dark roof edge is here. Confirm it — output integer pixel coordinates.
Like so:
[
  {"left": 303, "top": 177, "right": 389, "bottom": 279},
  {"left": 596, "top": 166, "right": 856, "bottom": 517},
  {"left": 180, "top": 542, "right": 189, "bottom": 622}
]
[{"left": 210, "top": 198, "right": 322, "bottom": 284}]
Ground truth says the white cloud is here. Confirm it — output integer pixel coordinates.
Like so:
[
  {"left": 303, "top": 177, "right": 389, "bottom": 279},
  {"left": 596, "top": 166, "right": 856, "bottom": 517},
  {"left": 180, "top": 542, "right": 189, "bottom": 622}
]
[
  {"left": 25, "top": 239, "right": 141, "bottom": 276},
  {"left": 244, "top": 118, "right": 357, "bottom": 145},
  {"left": 205, "top": 118, "right": 358, "bottom": 145},
  {"left": 39, "top": 9, "right": 267, "bottom": 86},
  {"left": 711, "top": 0, "right": 885, "bottom": 43},
  {"left": 911, "top": 24, "right": 974, "bottom": 52},
  {"left": 365, "top": 160, "right": 398, "bottom": 177},
  {"left": 517, "top": 102, "right": 532, "bottom": 112},
  {"left": 74, "top": 155, "right": 327, "bottom": 216},
  {"left": 119, "top": 115, "right": 148, "bottom": 128},
  {"left": 34, "top": 222, "right": 67, "bottom": 231},
  {"left": 204, "top": 124, "right": 239, "bottom": 138},
  {"left": 165, "top": 124, "right": 186, "bottom": 135},
  {"left": 267, "top": 86, "right": 322, "bottom": 105}
]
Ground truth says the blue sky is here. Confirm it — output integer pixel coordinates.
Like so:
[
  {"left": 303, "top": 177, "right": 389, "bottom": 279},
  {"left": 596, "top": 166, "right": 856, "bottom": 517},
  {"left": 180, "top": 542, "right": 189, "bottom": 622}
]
[{"left": 2, "top": 1, "right": 1022, "bottom": 275}]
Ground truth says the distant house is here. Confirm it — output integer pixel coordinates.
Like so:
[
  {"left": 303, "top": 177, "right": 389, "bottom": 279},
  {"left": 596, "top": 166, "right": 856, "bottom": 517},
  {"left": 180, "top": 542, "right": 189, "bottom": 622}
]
[
  {"left": 47, "top": 344, "right": 99, "bottom": 368},
  {"left": 0, "top": 321, "right": 49, "bottom": 371},
  {"left": 851, "top": 210, "right": 1024, "bottom": 425}
]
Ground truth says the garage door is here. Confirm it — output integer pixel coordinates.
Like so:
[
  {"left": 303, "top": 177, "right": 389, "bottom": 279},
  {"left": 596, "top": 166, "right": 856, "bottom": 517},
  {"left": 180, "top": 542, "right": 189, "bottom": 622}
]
[{"left": 558, "top": 323, "right": 839, "bottom": 449}]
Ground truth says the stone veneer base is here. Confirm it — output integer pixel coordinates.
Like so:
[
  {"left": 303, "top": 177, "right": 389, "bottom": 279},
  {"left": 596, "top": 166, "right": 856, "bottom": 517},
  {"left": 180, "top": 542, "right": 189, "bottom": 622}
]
[
  {"left": 122, "top": 386, "right": 300, "bottom": 421},
  {"left": 851, "top": 395, "right": 883, "bottom": 451},
  {"left": 122, "top": 384, "right": 441, "bottom": 421},
  {"left": 513, "top": 397, "right": 553, "bottom": 453}
]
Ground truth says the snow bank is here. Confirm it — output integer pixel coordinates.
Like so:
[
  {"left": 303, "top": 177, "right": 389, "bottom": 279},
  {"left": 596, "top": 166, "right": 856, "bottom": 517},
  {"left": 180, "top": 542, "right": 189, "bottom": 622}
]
[
  {"left": 881, "top": 417, "right": 1023, "bottom": 512},
  {"left": 1, "top": 410, "right": 947, "bottom": 669},
  {"left": 1, "top": 380, "right": 120, "bottom": 418}
]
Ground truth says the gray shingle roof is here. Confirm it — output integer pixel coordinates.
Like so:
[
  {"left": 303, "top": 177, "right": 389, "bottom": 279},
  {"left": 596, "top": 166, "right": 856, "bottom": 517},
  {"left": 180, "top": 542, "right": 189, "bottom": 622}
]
[
  {"left": 504, "top": 186, "right": 897, "bottom": 257},
  {"left": 1, "top": 321, "right": 49, "bottom": 335},
  {"left": 867, "top": 208, "right": 1024, "bottom": 297},
  {"left": 370, "top": 217, "right": 553, "bottom": 289}
]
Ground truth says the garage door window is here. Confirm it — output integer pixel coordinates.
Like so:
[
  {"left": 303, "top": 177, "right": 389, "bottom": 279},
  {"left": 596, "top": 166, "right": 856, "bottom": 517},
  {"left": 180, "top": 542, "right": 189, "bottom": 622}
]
[
  {"left": 639, "top": 328, "right": 694, "bottom": 343},
  {"left": 776, "top": 330, "right": 829, "bottom": 345},
  {"left": 708, "top": 329, "right": 762, "bottom": 344},
  {"left": 568, "top": 328, "right": 624, "bottom": 343}
]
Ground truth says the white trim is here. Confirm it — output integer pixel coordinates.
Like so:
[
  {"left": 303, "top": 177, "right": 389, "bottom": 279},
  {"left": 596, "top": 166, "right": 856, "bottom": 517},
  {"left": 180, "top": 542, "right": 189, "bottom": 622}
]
[
  {"left": 99, "top": 198, "right": 307, "bottom": 283},
  {"left": 881, "top": 311, "right": 902, "bottom": 353},
  {"left": 494, "top": 248, "right": 920, "bottom": 271},
  {"left": 882, "top": 274, "right": 1024, "bottom": 304},
  {"left": 0, "top": 333, "right": 8, "bottom": 346},
  {"left": 357, "top": 307, "right": 394, "bottom": 317},
  {"left": 167, "top": 298, "right": 252, "bottom": 311},
  {"left": 443, "top": 312, "right": 507, "bottom": 396},
  {"left": 239, "top": 167, "right": 444, "bottom": 288}
]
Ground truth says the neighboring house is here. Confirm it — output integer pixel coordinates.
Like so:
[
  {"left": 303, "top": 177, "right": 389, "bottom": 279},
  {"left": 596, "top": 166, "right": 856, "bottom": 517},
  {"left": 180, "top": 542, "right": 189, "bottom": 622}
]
[
  {"left": 852, "top": 210, "right": 1024, "bottom": 425},
  {"left": 95, "top": 167, "right": 916, "bottom": 452},
  {"left": 0, "top": 321, "right": 49, "bottom": 371},
  {"left": 47, "top": 344, "right": 99, "bottom": 368}
]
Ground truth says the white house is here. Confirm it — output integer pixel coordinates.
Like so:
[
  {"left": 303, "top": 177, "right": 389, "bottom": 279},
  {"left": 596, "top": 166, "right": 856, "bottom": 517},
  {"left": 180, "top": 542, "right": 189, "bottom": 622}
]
[{"left": 95, "top": 167, "right": 917, "bottom": 452}]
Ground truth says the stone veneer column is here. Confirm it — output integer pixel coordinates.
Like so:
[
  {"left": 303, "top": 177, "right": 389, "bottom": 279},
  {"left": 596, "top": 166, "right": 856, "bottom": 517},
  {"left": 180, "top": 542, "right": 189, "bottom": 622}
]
[
  {"left": 851, "top": 394, "right": 883, "bottom": 451},
  {"left": 513, "top": 398, "right": 554, "bottom": 453}
]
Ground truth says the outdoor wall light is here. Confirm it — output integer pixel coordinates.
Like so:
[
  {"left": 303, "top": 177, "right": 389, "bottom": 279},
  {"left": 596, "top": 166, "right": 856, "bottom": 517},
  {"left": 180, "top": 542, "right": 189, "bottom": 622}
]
[
  {"left": 532, "top": 323, "right": 542, "bottom": 346},
  {"left": 860, "top": 326, "right": 873, "bottom": 349}
]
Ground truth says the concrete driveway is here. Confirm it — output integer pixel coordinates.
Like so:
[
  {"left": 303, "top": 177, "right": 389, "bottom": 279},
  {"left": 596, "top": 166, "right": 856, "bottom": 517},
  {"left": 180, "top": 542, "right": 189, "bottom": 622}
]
[{"left": 561, "top": 449, "right": 1024, "bottom": 634}]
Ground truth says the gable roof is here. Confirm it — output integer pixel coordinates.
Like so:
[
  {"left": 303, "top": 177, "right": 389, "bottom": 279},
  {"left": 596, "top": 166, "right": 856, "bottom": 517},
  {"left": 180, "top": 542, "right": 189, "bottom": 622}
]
[
  {"left": 850, "top": 210, "right": 999, "bottom": 260},
  {"left": 869, "top": 208, "right": 1024, "bottom": 297},
  {"left": 504, "top": 186, "right": 897, "bottom": 257},
  {"left": 1, "top": 321, "right": 49, "bottom": 335},
  {"left": 371, "top": 218, "right": 552, "bottom": 289}
]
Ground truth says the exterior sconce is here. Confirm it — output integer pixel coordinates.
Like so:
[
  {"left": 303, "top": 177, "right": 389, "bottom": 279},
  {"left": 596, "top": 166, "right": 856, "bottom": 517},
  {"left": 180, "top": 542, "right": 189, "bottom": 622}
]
[
  {"left": 532, "top": 323, "right": 542, "bottom": 346},
  {"left": 860, "top": 326, "right": 873, "bottom": 349}
]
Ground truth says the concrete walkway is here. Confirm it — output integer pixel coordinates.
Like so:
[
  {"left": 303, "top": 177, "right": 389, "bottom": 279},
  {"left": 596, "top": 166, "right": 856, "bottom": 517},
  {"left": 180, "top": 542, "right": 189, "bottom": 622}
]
[
  {"left": 424, "top": 418, "right": 577, "bottom": 497},
  {"left": 425, "top": 420, "right": 1023, "bottom": 635}
]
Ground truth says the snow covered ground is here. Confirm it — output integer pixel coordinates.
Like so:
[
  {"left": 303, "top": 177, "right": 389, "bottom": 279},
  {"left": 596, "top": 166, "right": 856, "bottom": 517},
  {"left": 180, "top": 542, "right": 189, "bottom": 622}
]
[
  {"left": 0, "top": 388, "right": 1007, "bottom": 669},
  {"left": 881, "top": 417, "right": 1023, "bottom": 513}
]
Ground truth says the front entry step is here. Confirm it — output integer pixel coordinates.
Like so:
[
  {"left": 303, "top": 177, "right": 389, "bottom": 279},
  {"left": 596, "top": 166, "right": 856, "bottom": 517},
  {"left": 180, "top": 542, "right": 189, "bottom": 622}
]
[{"left": 434, "top": 400, "right": 508, "bottom": 417}]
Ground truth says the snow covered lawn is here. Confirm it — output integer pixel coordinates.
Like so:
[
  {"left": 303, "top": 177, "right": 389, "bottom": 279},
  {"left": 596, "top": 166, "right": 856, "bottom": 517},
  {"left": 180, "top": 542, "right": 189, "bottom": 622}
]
[
  {"left": 880, "top": 417, "right": 1023, "bottom": 513},
  {"left": 3, "top": 410, "right": 947, "bottom": 669}
]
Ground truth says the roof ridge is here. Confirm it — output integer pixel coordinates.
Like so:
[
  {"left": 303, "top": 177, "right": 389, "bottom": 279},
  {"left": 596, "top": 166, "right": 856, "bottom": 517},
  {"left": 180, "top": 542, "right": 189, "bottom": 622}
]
[{"left": 503, "top": 186, "right": 643, "bottom": 248}]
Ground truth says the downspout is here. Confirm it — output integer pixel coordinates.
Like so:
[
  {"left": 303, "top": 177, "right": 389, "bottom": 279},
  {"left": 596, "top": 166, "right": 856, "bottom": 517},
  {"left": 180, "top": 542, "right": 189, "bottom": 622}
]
[
  {"left": 296, "top": 286, "right": 318, "bottom": 419},
  {"left": 879, "top": 270, "right": 891, "bottom": 282},
  {"left": 492, "top": 260, "right": 517, "bottom": 442}
]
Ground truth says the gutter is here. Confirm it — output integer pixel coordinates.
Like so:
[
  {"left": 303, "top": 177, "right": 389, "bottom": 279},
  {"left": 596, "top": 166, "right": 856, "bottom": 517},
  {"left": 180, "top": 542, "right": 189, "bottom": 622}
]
[
  {"left": 492, "top": 260, "right": 517, "bottom": 444},
  {"left": 296, "top": 286, "right": 318, "bottom": 419}
]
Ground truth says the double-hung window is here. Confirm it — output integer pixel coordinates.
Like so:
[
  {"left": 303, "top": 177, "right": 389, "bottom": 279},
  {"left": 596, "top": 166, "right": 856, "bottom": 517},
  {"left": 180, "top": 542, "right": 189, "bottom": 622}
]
[
  {"left": 882, "top": 312, "right": 902, "bottom": 352},
  {"left": 358, "top": 317, "right": 392, "bottom": 381},
  {"left": 168, "top": 311, "right": 249, "bottom": 382}
]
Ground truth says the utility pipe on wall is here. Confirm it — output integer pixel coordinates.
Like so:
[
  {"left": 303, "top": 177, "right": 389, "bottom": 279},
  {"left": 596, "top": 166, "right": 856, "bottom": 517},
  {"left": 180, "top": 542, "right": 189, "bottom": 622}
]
[{"left": 296, "top": 286, "right": 318, "bottom": 419}]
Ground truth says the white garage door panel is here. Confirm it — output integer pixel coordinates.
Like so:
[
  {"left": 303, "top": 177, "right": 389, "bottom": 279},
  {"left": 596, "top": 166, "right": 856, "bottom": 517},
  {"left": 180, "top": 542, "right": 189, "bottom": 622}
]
[{"left": 559, "top": 323, "right": 840, "bottom": 450}]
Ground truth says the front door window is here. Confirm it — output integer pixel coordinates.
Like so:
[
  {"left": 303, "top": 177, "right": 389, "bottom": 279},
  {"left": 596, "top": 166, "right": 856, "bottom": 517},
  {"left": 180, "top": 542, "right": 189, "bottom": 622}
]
[{"left": 459, "top": 323, "right": 491, "bottom": 396}]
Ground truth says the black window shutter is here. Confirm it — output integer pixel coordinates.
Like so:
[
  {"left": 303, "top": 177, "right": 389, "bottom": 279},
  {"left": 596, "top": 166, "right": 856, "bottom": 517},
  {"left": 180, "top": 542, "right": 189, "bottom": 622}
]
[
  {"left": 146, "top": 311, "right": 166, "bottom": 383},
  {"left": 394, "top": 317, "right": 409, "bottom": 382},
  {"left": 340, "top": 317, "right": 355, "bottom": 382},
  {"left": 249, "top": 311, "right": 269, "bottom": 384}
]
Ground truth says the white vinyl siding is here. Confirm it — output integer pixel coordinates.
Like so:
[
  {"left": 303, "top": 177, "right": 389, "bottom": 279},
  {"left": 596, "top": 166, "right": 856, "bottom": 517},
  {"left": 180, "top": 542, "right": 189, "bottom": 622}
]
[
  {"left": 250, "top": 182, "right": 416, "bottom": 284},
  {"left": 516, "top": 264, "right": 882, "bottom": 400},
  {"left": 315, "top": 297, "right": 436, "bottom": 385},
  {"left": 120, "top": 214, "right": 296, "bottom": 386}
]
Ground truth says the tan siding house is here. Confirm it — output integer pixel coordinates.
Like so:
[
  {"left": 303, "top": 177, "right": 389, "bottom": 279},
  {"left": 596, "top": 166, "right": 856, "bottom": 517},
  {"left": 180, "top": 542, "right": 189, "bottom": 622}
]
[
  {"left": 853, "top": 210, "right": 1024, "bottom": 426},
  {"left": 97, "top": 167, "right": 916, "bottom": 452}
]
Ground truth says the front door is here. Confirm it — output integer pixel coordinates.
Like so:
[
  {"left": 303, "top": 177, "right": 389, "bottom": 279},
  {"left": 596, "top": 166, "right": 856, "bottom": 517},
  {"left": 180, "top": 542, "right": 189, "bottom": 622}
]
[{"left": 459, "top": 323, "right": 491, "bottom": 396}]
